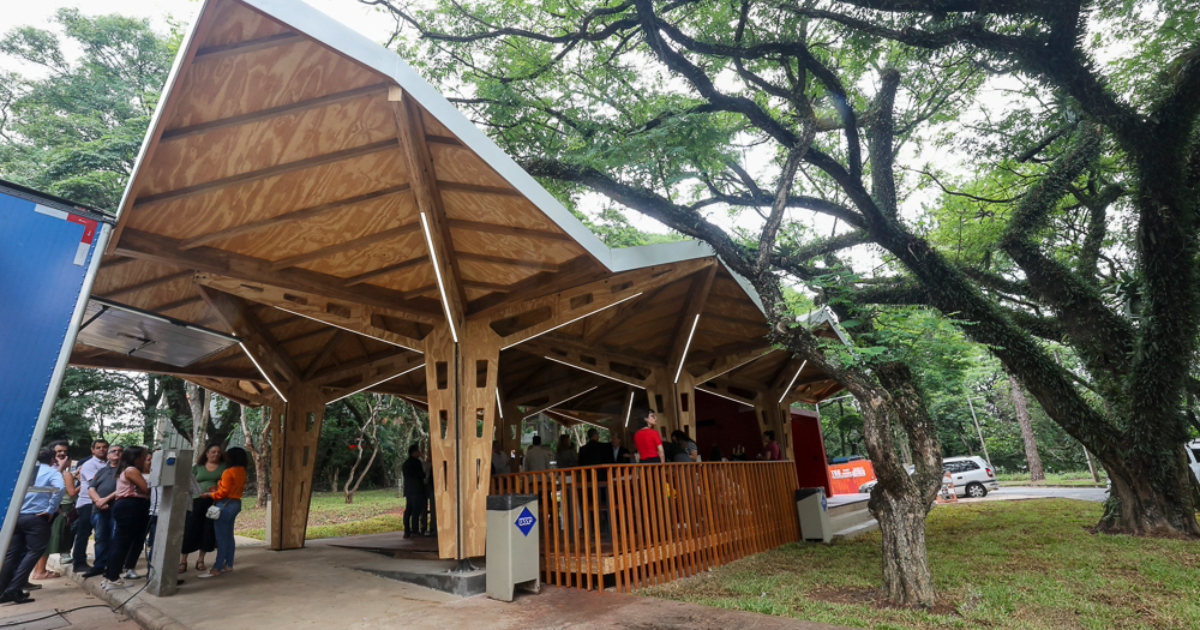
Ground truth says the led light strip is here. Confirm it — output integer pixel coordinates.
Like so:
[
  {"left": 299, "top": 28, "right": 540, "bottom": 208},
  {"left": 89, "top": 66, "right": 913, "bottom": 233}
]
[
  {"left": 523, "top": 385, "right": 599, "bottom": 420},
  {"left": 275, "top": 306, "right": 423, "bottom": 353},
  {"left": 624, "top": 390, "right": 636, "bottom": 427},
  {"left": 777, "top": 359, "right": 808, "bottom": 404},
  {"left": 699, "top": 386, "right": 754, "bottom": 407},
  {"left": 501, "top": 292, "right": 643, "bottom": 350},
  {"left": 326, "top": 363, "right": 425, "bottom": 404},
  {"left": 241, "top": 343, "right": 289, "bottom": 403},
  {"left": 673, "top": 313, "right": 700, "bottom": 383},
  {"left": 420, "top": 212, "right": 458, "bottom": 343},
  {"left": 544, "top": 356, "right": 646, "bottom": 389},
  {"left": 703, "top": 349, "right": 774, "bottom": 383},
  {"left": 495, "top": 389, "right": 504, "bottom": 419}
]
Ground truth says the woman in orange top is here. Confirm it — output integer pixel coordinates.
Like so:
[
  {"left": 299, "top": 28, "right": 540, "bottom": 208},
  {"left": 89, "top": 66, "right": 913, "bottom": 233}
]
[{"left": 196, "top": 447, "right": 247, "bottom": 579}]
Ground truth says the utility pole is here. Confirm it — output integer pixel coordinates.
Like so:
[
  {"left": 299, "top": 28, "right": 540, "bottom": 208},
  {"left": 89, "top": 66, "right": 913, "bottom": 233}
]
[{"left": 966, "top": 396, "right": 993, "bottom": 471}]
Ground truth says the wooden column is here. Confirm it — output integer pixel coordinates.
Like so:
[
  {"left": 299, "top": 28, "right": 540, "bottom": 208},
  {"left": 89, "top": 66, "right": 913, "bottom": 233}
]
[
  {"left": 644, "top": 370, "right": 676, "bottom": 438},
  {"left": 674, "top": 371, "right": 698, "bottom": 441},
  {"left": 754, "top": 396, "right": 791, "bottom": 460},
  {"left": 266, "top": 385, "right": 326, "bottom": 550},
  {"left": 424, "top": 321, "right": 500, "bottom": 560}
]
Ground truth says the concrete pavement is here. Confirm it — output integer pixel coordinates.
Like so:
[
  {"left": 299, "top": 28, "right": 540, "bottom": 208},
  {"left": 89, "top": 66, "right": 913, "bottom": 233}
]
[{"left": 965, "top": 485, "right": 1109, "bottom": 503}]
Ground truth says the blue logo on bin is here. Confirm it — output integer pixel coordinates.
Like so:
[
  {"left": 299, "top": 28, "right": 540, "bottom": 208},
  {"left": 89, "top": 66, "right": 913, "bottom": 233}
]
[{"left": 515, "top": 506, "right": 536, "bottom": 537}]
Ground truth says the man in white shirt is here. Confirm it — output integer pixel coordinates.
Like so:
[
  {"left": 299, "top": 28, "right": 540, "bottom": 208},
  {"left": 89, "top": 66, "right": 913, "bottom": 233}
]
[
  {"left": 490, "top": 441, "right": 510, "bottom": 475},
  {"left": 0, "top": 448, "right": 73, "bottom": 604},
  {"left": 71, "top": 439, "right": 109, "bottom": 572},
  {"left": 523, "top": 436, "right": 553, "bottom": 472}
]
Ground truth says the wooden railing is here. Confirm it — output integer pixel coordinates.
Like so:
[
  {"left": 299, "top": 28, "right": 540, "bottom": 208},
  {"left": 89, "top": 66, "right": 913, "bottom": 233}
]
[{"left": 490, "top": 461, "right": 800, "bottom": 592}]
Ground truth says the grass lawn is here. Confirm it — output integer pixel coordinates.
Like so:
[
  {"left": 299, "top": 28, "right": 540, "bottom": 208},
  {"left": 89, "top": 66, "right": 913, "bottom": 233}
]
[
  {"left": 642, "top": 500, "right": 1200, "bottom": 630},
  {"left": 995, "top": 471, "right": 1106, "bottom": 486},
  {"left": 235, "top": 489, "right": 407, "bottom": 540}
]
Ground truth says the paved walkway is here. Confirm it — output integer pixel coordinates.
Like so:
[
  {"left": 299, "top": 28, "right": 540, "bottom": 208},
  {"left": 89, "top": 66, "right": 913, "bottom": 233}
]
[
  {"left": 62, "top": 540, "right": 851, "bottom": 630},
  {"left": 969, "top": 485, "right": 1108, "bottom": 503},
  {"left": 0, "top": 562, "right": 127, "bottom": 630}
]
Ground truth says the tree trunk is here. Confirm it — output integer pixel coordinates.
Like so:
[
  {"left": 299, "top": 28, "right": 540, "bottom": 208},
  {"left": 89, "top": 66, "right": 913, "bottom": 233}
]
[
  {"left": 860, "top": 363, "right": 942, "bottom": 608},
  {"left": 1007, "top": 372, "right": 1044, "bottom": 482},
  {"left": 185, "top": 382, "right": 211, "bottom": 450},
  {"left": 1083, "top": 446, "right": 1098, "bottom": 483},
  {"left": 1097, "top": 446, "right": 1200, "bottom": 536},
  {"left": 331, "top": 468, "right": 340, "bottom": 494}
]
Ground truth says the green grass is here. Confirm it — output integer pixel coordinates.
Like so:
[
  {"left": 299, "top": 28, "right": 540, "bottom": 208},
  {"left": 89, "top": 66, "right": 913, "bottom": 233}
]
[
  {"left": 235, "top": 489, "right": 407, "bottom": 541},
  {"left": 642, "top": 500, "right": 1200, "bottom": 630},
  {"left": 995, "top": 471, "right": 1106, "bottom": 486}
]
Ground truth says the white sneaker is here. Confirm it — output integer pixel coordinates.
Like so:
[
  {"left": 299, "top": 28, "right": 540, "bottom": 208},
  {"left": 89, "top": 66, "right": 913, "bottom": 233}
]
[
  {"left": 101, "top": 579, "right": 129, "bottom": 590},
  {"left": 122, "top": 570, "right": 139, "bottom": 580}
]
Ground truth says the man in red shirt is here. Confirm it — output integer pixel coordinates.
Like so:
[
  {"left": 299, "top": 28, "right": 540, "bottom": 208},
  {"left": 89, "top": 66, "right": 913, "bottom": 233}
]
[
  {"left": 633, "top": 411, "right": 665, "bottom": 463},
  {"left": 762, "top": 431, "right": 782, "bottom": 461}
]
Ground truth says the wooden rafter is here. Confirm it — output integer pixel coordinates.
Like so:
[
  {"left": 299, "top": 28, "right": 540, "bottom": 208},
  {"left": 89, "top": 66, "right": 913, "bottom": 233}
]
[
  {"left": 526, "top": 332, "right": 664, "bottom": 369},
  {"left": 687, "top": 339, "right": 773, "bottom": 365},
  {"left": 179, "top": 185, "right": 411, "bottom": 250},
  {"left": 462, "top": 280, "right": 512, "bottom": 293},
  {"left": 184, "top": 376, "right": 267, "bottom": 408},
  {"left": 198, "top": 286, "right": 303, "bottom": 388},
  {"left": 99, "top": 270, "right": 193, "bottom": 300},
  {"left": 447, "top": 219, "right": 574, "bottom": 243},
  {"left": 516, "top": 377, "right": 605, "bottom": 412},
  {"left": 392, "top": 88, "right": 466, "bottom": 330},
  {"left": 309, "top": 349, "right": 419, "bottom": 387},
  {"left": 154, "top": 295, "right": 203, "bottom": 313},
  {"left": 457, "top": 251, "right": 557, "bottom": 273},
  {"left": 583, "top": 282, "right": 674, "bottom": 343},
  {"left": 132, "top": 138, "right": 398, "bottom": 211},
  {"left": 668, "top": 264, "right": 718, "bottom": 381},
  {"left": 319, "top": 352, "right": 425, "bottom": 403},
  {"left": 194, "top": 274, "right": 429, "bottom": 351},
  {"left": 161, "top": 82, "right": 391, "bottom": 143},
  {"left": 191, "top": 31, "right": 304, "bottom": 62},
  {"left": 466, "top": 255, "right": 600, "bottom": 318},
  {"left": 303, "top": 330, "right": 344, "bottom": 380},
  {"left": 695, "top": 348, "right": 776, "bottom": 383},
  {"left": 269, "top": 223, "right": 420, "bottom": 271},
  {"left": 344, "top": 255, "right": 427, "bottom": 287},
  {"left": 516, "top": 342, "right": 650, "bottom": 389},
  {"left": 114, "top": 229, "right": 440, "bottom": 319}
]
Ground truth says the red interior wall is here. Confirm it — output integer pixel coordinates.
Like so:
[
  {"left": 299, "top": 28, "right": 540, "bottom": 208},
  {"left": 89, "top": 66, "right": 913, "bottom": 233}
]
[
  {"left": 693, "top": 392, "right": 833, "bottom": 497},
  {"left": 791, "top": 410, "right": 834, "bottom": 497}
]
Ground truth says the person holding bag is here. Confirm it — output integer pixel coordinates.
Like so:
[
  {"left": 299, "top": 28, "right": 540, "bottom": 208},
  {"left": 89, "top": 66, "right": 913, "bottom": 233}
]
[
  {"left": 196, "top": 447, "right": 246, "bottom": 579},
  {"left": 181, "top": 445, "right": 225, "bottom": 574}
]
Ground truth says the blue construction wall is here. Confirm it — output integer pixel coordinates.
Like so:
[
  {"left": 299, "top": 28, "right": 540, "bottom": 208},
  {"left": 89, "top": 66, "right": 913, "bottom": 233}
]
[{"left": 0, "top": 189, "right": 100, "bottom": 531}]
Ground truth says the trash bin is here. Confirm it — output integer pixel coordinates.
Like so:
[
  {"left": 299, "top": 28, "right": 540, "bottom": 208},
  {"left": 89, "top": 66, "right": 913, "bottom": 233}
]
[
  {"left": 795, "top": 488, "right": 831, "bottom": 543},
  {"left": 486, "top": 494, "right": 540, "bottom": 601}
]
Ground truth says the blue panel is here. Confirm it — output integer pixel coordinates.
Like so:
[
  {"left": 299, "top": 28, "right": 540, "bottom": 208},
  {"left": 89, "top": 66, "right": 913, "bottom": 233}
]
[{"left": 0, "top": 191, "right": 95, "bottom": 532}]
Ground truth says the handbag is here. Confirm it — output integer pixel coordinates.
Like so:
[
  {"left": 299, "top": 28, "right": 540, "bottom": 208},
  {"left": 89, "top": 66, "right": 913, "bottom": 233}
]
[{"left": 205, "top": 501, "right": 224, "bottom": 520}]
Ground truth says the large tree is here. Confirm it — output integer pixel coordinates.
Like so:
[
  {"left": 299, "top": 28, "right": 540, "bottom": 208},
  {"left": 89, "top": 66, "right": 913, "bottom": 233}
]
[{"left": 375, "top": 0, "right": 1200, "bottom": 544}]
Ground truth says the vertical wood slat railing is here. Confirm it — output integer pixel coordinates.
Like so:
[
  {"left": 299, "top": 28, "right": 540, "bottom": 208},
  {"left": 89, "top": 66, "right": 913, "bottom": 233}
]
[{"left": 490, "top": 461, "right": 800, "bottom": 592}]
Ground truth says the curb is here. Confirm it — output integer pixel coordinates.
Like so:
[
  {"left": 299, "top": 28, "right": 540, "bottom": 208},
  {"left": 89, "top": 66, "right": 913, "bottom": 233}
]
[{"left": 65, "top": 567, "right": 192, "bottom": 630}]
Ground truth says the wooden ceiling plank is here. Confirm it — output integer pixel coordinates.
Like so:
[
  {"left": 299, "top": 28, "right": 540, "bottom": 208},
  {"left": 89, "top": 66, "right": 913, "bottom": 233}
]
[
  {"left": 198, "top": 285, "right": 303, "bottom": 388},
  {"left": 303, "top": 330, "right": 345, "bottom": 380},
  {"left": 392, "top": 88, "right": 467, "bottom": 331},
  {"left": 687, "top": 339, "right": 773, "bottom": 365},
  {"left": 115, "top": 229, "right": 441, "bottom": 322},
  {"left": 457, "top": 252, "right": 557, "bottom": 273},
  {"left": 309, "top": 349, "right": 418, "bottom": 387},
  {"left": 100, "top": 270, "right": 194, "bottom": 301},
  {"left": 694, "top": 348, "right": 777, "bottom": 384},
  {"left": 344, "top": 255, "right": 427, "bottom": 287},
  {"left": 269, "top": 223, "right": 420, "bottom": 271},
  {"left": 192, "top": 31, "right": 305, "bottom": 63},
  {"left": 448, "top": 218, "right": 573, "bottom": 242},
  {"left": 515, "top": 343, "right": 649, "bottom": 389},
  {"left": 194, "top": 274, "right": 428, "bottom": 353},
  {"left": 179, "top": 184, "right": 411, "bottom": 250},
  {"left": 162, "top": 82, "right": 391, "bottom": 143},
  {"left": 583, "top": 283, "right": 672, "bottom": 343},
  {"left": 184, "top": 376, "right": 266, "bottom": 408},
  {"left": 425, "top": 136, "right": 463, "bottom": 147},
  {"left": 436, "top": 181, "right": 519, "bottom": 197},
  {"left": 668, "top": 264, "right": 718, "bottom": 381},
  {"left": 132, "top": 138, "right": 398, "bottom": 211},
  {"left": 526, "top": 333, "right": 665, "bottom": 369},
  {"left": 154, "top": 295, "right": 204, "bottom": 313},
  {"left": 462, "top": 280, "right": 512, "bottom": 293}
]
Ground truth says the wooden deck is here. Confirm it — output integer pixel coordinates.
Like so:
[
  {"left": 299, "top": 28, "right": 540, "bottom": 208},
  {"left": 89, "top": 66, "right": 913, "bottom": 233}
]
[{"left": 492, "top": 461, "right": 800, "bottom": 592}]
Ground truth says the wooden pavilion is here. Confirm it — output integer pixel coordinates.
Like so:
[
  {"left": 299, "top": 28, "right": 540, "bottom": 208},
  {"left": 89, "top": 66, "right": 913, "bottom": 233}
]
[{"left": 67, "top": 0, "right": 846, "bottom": 570}]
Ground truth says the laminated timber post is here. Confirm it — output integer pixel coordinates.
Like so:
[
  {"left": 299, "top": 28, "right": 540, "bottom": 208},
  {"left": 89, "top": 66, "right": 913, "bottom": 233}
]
[{"left": 666, "top": 264, "right": 716, "bottom": 440}]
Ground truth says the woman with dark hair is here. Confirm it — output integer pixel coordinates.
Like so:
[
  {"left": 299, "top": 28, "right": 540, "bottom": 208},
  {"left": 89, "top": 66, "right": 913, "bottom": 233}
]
[
  {"left": 197, "top": 447, "right": 247, "bottom": 579},
  {"left": 555, "top": 434, "right": 578, "bottom": 468},
  {"left": 102, "top": 446, "right": 150, "bottom": 591},
  {"left": 632, "top": 410, "right": 665, "bottom": 463},
  {"left": 181, "top": 444, "right": 225, "bottom": 573}
]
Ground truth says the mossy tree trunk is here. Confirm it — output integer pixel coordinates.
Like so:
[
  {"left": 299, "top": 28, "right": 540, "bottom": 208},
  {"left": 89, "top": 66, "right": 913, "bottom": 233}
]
[{"left": 1007, "top": 370, "right": 1044, "bottom": 482}]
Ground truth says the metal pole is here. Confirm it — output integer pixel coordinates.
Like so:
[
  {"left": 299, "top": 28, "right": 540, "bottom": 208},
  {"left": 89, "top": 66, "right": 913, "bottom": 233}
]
[{"left": 966, "top": 396, "right": 993, "bottom": 470}]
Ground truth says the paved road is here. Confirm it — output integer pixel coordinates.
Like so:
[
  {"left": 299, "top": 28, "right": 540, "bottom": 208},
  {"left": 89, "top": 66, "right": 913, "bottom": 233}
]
[{"left": 970, "top": 485, "right": 1109, "bottom": 503}]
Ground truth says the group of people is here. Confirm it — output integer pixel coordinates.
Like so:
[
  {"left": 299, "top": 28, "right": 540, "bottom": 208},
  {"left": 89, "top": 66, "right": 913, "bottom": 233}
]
[{"left": 0, "top": 439, "right": 249, "bottom": 605}]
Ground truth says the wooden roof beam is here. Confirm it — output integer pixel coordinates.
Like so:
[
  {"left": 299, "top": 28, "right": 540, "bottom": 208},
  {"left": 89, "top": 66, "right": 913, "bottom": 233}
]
[
  {"left": 448, "top": 219, "right": 574, "bottom": 243},
  {"left": 319, "top": 353, "right": 426, "bottom": 404},
  {"left": 70, "top": 352, "right": 262, "bottom": 382},
  {"left": 520, "top": 379, "right": 604, "bottom": 417},
  {"left": 344, "top": 255, "right": 427, "bottom": 287},
  {"left": 436, "top": 181, "right": 519, "bottom": 197},
  {"left": 195, "top": 274, "right": 428, "bottom": 352},
  {"left": 392, "top": 88, "right": 466, "bottom": 339},
  {"left": 179, "top": 184, "right": 411, "bottom": 251},
  {"left": 694, "top": 348, "right": 777, "bottom": 383},
  {"left": 114, "top": 229, "right": 440, "bottom": 321},
  {"left": 523, "top": 332, "right": 665, "bottom": 369},
  {"left": 303, "top": 330, "right": 344, "bottom": 380},
  {"left": 668, "top": 265, "right": 718, "bottom": 384},
  {"left": 99, "top": 270, "right": 193, "bottom": 301},
  {"left": 269, "top": 223, "right": 420, "bottom": 271},
  {"left": 457, "top": 252, "right": 557, "bottom": 273},
  {"left": 466, "top": 255, "right": 601, "bottom": 319},
  {"left": 582, "top": 282, "right": 673, "bottom": 344},
  {"left": 515, "top": 342, "right": 650, "bottom": 389},
  {"left": 309, "top": 349, "right": 422, "bottom": 388},
  {"left": 183, "top": 376, "right": 267, "bottom": 408},
  {"left": 131, "top": 138, "right": 398, "bottom": 211},
  {"left": 198, "top": 286, "right": 303, "bottom": 392},
  {"left": 161, "top": 82, "right": 391, "bottom": 143},
  {"left": 687, "top": 339, "right": 773, "bottom": 364},
  {"left": 192, "top": 32, "right": 305, "bottom": 63}
]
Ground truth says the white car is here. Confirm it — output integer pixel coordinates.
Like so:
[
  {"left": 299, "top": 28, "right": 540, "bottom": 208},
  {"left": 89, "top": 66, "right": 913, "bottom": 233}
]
[{"left": 857, "top": 456, "right": 999, "bottom": 498}]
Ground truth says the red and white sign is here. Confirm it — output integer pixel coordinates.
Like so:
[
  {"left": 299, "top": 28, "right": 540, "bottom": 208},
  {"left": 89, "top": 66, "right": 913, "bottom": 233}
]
[{"left": 34, "top": 204, "right": 98, "bottom": 265}]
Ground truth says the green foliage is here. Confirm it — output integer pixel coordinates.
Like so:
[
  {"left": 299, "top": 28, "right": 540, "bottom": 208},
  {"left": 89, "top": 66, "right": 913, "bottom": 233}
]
[{"left": 0, "top": 8, "right": 176, "bottom": 209}]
